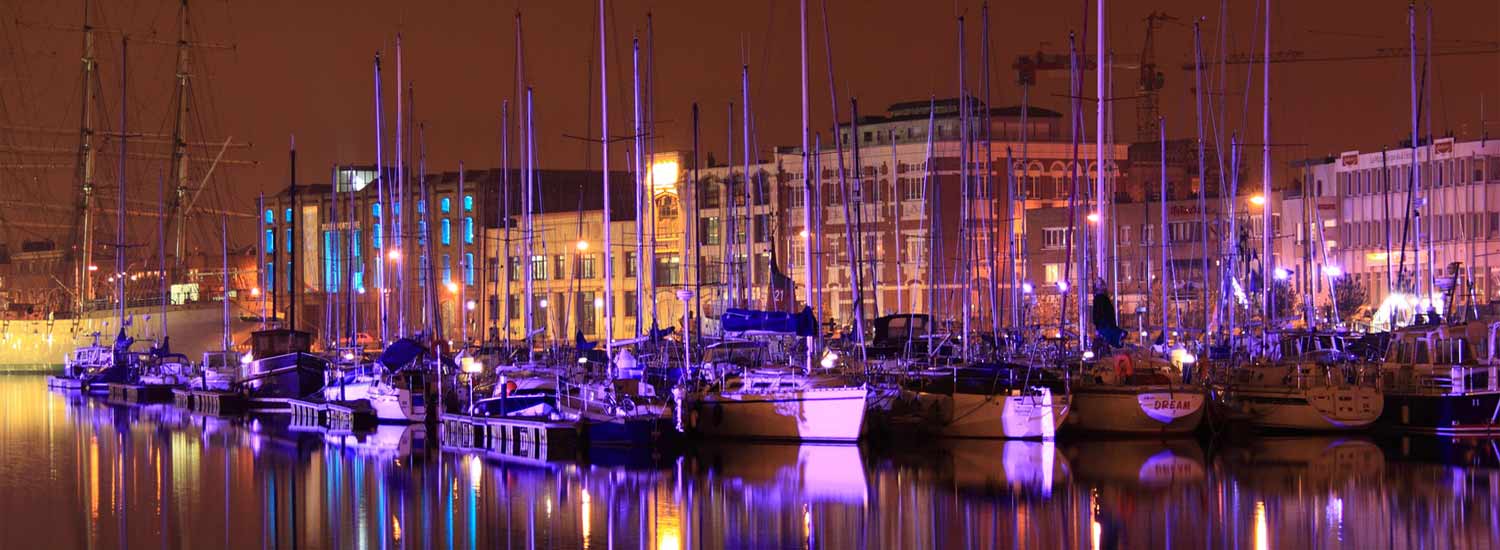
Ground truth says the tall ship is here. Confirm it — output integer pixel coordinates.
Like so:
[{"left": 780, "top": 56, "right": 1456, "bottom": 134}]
[{"left": 0, "top": 0, "right": 259, "bottom": 369}]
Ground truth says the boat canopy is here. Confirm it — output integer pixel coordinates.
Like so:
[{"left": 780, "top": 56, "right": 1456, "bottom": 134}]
[
  {"left": 379, "top": 338, "right": 427, "bottom": 368},
  {"left": 720, "top": 307, "right": 818, "bottom": 337}
]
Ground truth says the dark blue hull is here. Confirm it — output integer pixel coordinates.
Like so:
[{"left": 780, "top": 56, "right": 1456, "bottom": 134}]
[{"left": 1379, "top": 391, "right": 1500, "bottom": 434}]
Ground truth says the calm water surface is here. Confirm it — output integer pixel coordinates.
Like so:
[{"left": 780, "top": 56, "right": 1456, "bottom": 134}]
[{"left": 0, "top": 373, "right": 1496, "bottom": 549}]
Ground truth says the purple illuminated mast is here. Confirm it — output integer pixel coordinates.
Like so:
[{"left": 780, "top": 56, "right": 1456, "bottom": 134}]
[
  {"left": 799, "top": 0, "right": 815, "bottom": 369},
  {"left": 599, "top": 0, "right": 614, "bottom": 356}
]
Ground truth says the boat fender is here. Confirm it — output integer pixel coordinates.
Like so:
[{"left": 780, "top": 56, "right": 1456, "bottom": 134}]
[
  {"left": 618, "top": 397, "right": 636, "bottom": 414},
  {"left": 1115, "top": 355, "right": 1134, "bottom": 378}
]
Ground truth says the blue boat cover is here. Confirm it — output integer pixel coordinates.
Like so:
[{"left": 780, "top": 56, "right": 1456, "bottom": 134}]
[
  {"left": 379, "top": 338, "right": 427, "bottom": 368},
  {"left": 720, "top": 306, "right": 818, "bottom": 337}
]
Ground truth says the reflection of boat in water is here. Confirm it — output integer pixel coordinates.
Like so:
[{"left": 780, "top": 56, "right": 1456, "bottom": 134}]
[
  {"left": 684, "top": 443, "right": 869, "bottom": 504},
  {"left": 1064, "top": 437, "right": 1207, "bottom": 487},
  {"left": 944, "top": 439, "right": 1071, "bottom": 495},
  {"left": 1217, "top": 435, "right": 1384, "bottom": 489}
]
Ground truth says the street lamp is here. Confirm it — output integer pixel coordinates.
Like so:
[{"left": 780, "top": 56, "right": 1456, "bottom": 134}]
[
  {"left": 387, "top": 248, "right": 401, "bottom": 261},
  {"left": 1086, "top": 211, "right": 1100, "bottom": 224},
  {"left": 576, "top": 240, "right": 589, "bottom": 251},
  {"left": 1249, "top": 194, "right": 1266, "bottom": 207}
]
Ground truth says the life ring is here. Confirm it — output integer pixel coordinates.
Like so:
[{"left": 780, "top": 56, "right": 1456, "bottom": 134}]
[
  {"left": 504, "top": 380, "right": 518, "bottom": 396},
  {"left": 1115, "top": 355, "right": 1134, "bottom": 379},
  {"left": 617, "top": 397, "right": 636, "bottom": 414}
]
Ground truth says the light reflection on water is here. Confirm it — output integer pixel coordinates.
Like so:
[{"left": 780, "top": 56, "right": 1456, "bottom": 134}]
[{"left": 0, "top": 374, "right": 1495, "bottom": 549}]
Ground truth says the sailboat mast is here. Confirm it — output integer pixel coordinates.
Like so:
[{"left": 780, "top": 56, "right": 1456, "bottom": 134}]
[
  {"left": 1160, "top": 120, "right": 1169, "bottom": 345},
  {"left": 726, "top": 102, "right": 736, "bottom": 310},
  {"left": 257, "top": 192, "right": 266, "bottom": 330},
  {"left": 289, "top": 134, "right": 300, "bottom": 332},
  {"left": 1193, "top": 21, "right": 1211, "bottom": 337},
  {"left": 819, "top": 0, "right": 856, "bottom": 344},
  {"left": 76, "top": 0, "right": 99, "bottom": 314},
  {"left": 500, "top": 101, "right": 510, "bottom": 345},
  {"left": 1260, "top": 0, "right": 1273, "bottom": 337},
  {"left": 741, "top": 64, "right": 753, "bottom": 309},
  {"left": 891, "top": 130, "right": 903, "bottom": 317},
  {"left": 1094, "top": 0, "right": 1107, "bottom": 284},
  {"left": 523, "top": 89, "right": 535, "bottom": 352},
  {"left": 169, "top": 0, "right": 192, "bottom": 268},
  {"left": 923, "top": 99, "right": 937, "bottom": 334},
  {"left": 221, "top": 216, "right": 230, "bottom": 351},
  {"left": 459, "top": 162, "right": 467, "bottom": 344},
  {"left": 395, "top": 34, "right": 406, "bottom": 337},
  {"left": 692, "top": 103, "right": 704, "bottom": 339},
  {"left": 599, "top": 0, "right": 614, "bottom": 354},
  {"left": 115, "top": 37, "right": 128, "bottom": 328},
  {"left": 373, "top": 52, "right": 388, "bottom": 344},
  {"left": 957, "top": 16, "right": 971, "bottom": 359},
  {"left": 981, "top": 4, "right": 1000, "bottom": 339},
  {"left": 799, "top": 0, "right": 815, "bottom": 369},
  {"left": 633, "top": 37, "right": 645, "bottom": 337},
  {"left": 158, "top": 174, "right": 167, "bottom": 341},
  {"left": 846, "top": 99, "right": 868, "bottom": 357}
]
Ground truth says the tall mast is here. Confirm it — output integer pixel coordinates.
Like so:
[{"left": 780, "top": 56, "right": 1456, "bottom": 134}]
[
  {"left": 726, "top": 102, "right": 736, "bottom": 310},
  {"left": 257, "top": 192, "right": 266, "bottom": 330},
  {"left": 692, "top": 103, "right": 704, "bottom": 339},
  {"left": 395, "top": 34, "right": 406, "bottom": 336},
  {"left": 891, "top": 130, "right": 903, "bottom": 317},
  {"left": 221, "top": 216, "right": 230, "bottom": 350},
  {"left": 111, "top": 37, "right": 126, "bottom": 328},
  {"left": 923, "top": 99, "right": 938, "bottom": 334},
  {"left": 819, "top": 0, "right": 856, "bottom": 346},
  {"left": 741, "top": 64, "right": 753, "bottom": 309},
  {"left": 957, "top": 16, "right": 971, "bottom": 359},
  {"left": 1160, "top": 120, "right": 1169, "bottom": 345},
  {"left": 169, "top": 0, "right": 192, "bottom": 267},
  {"left": 458, "top": 162, "right": 467, "bottom": 344},
  {"left": 158, "top": 174, "right": 167, "bottom": 340},
  {"left": 1423, "top": 4, "right": 1434, "bottom": 309},
  {"left": 1060, "top": 32, "right": 1080, "bottom": 346},
  {"left": 598, "top": 0, "right": 614, "bottom": 355},
  {"left": 799, "top": 0, "right": 815, "bottom": 369},
  {"left": 523, "top": 88, "right": 535, "bottom": 352},
  {"left": 1260, "top": 0, "right": 1273, "bottom": 335},
  {"left": 289, "top": 134, "right": 299, "bottom": 332},
  {"left": 1192, "top": 21, "right": 1212, "bottom": 336},
  {"left": 327, "top": 165, "right": 338, "bottom": 344},
  {"left": 632, "top": 37, "right": 645, "bottom": 337},
  {"left": 417, "top": 124, "right": 439, "bottom": 339},
  {"left": 1094, "top": 0, "right": 1107, "bottom": 284},
  {"left": 845, "top": 99, "right": 868, "bottom": 358},
  {"left": 982, "top": 3, "right": 999, "bottom": 339},
  {"left": 500, "top": 101, "right": 511, "bottom": 345},
  {"left": 373, "top": 52, "right": 388, "bottom": 344},
  {"left": 75, "top": 0, "right": 100, "bottom": 314}
]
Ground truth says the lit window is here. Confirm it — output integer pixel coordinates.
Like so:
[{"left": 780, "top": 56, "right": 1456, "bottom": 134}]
[
  {"left": 265, "top": 229, "right": 275, "bottom": 252},
  {"left": 464, "top": 217, "right": 474, "bottom": 244},
  {"left": 371, "top": 202, "right": 381, "bottom": 218},
  {"left": 264, "top": 209, "right": 274, "bottom": 224},
  {"left": 464, "top": 253, "right": 475, "bottom": 285},
  {"left": 372, "top": 224, "right": 382, "bottom": 249},
  {"left": 442, "top": 253, "right": 452, "bottom": 282},
  {"left": 285, "top": 208, "right": 292, "bottom": 222},
  {"left": 441, "top": 197, "right": 451, "bottom": 214},
  {"left": 441, "top": 219, "right": 451, "bottom": 245},
  {"left": 464, "top": 195, "right": 474, "bottom": 212}
]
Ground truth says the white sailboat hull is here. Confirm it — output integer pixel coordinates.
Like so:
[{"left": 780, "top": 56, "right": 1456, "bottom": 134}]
[
  {"left": 369, "top": 387, "right": 425, "bottom": 423},
  {"left": 1231, "top": 385, "right": 1383, "bottom": 431},
  {"left": 684, "top": 386, "right": 868, "bottom": 442},
  {"left": 922, "top": 391, "right": 1071, "bottom": 439},
  {"left": 1069, "top": 386, "right": 1205, "bottom": 434}
]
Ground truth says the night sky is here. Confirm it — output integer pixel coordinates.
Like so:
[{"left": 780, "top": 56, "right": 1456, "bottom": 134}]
[{"left": 3, "top": 0, "right": 1498, "bottom": 249}]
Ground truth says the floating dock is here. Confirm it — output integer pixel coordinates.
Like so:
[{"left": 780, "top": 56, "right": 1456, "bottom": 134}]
[{"left": 440, "top": 413, "right": 578, "bottom": 463}]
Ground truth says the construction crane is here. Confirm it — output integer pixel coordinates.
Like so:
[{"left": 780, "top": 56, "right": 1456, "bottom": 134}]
[
  {"left": 1180, "top": 45, "right": 1500, "bottom": 69},
  {"left": 1137, "top": 12, "right": 1178, "bottom": 143}
]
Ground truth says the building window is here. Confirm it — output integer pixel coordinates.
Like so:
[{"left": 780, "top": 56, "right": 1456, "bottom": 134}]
[
  {"left": 417, "top": 200, "right": 425, "bottom": 214},
  {"left": 322, "top": 231, "right": 342, "bottom": 292},
  {"left": 442, "top": 253, "right": 452, "bottom": 283},
  {"left": 372, "top": 224, "right": 382, "bottom": 250},
  {"left": 1043, "top": 227, "right": 1071, "bottom": 250},
  {"left": 264, "top": 209, "right": 274, "bottom": 224},
  {"left": 418, "top": 220, "right": 427, "bottom": 245},
  {"left": 464, "top": 194, "right": 474, "bottom": 212},
  {"left": 623, "top": 290, "right": 638, "bottom": 318},
  {"left": 655, "top": 255, "right": 682, "bottom": 285},
  {"left": 554, "top": 255, "right": 566, "bottom": 280},
  {"left": 509, "top": 258, "right": 522, "bottom": 281},
  {"left": 531, "top": 254, "right": 548, "bottom": 280},
  {"left": 701, "top": 217, "right": 721, "bottom": 245},
  {"left": 901, "top": 177, "right": 924, "bottom": 201},
  {"left": 507, "top": 294, "right": 521, "bottom": 320},
  {"left": 265, "top": 229, "right": 275, "bottom": 252},
  {"left": 754, "top": 214, "right": 769, "bottom": 243},
  {"left": 441, "top": 197, "right": 451, "bottom": 213},
  {"left": 624, "top": 251, "right": 637, "bottom": 278},
  {"left": 1044, "top": 263, "right": 1063, "bottom": 284},
  {"left": 464, "top": 253, "right": 475, "bottom": 285},
  {"left": 464, "top": 217, "right": 474, "bottom": 244},
  {"left": 371, "top": 202, "right": 381, "bottom": 218},
  {"left": 576, "top": 255, "right": 597, "bottom": 279},
  {"left": 440, "top": 219, "right": 451, "bottom": 245},
  {"left": 577, "top": 291, "right": 597, "bottom": 335}
]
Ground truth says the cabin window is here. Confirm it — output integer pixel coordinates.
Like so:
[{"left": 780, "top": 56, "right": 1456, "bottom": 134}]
[{"left": 1415, "top": 342, "right": 1430, "bottom": 364}]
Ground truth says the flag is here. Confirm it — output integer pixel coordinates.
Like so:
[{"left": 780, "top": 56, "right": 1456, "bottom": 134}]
[{"left": 767, "top": 240, "right": 797, "bottom": 313}]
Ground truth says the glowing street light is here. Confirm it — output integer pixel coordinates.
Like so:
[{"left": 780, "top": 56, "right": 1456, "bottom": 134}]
[
  {"left": 387, "top": 248, "right": 401, "bottom": 261},
  {"left": 1057, "top": 280, "right": 1069, "bottom": 293},
  {"left": 465, "top": 300, "right": 477, "bottom": 311},
  {"left": 576, "top": 240, "right": 589, "bottom": 251},
  {"left": 1322, "top": 265, "right": 1344, "bottom": 277},
  {"left": 798, "top": 229, "right": 809, "bottom": 239},
  {"left": 1021, "top": 282, "right": 1034, "bottom": 294},
  {"left": 1086, "top": 211, "right": 1100, "bottom": 224},
  {"left": 539, "top": 298, "right": 549, "bottom": 308},
  {"left": 87, "top": 264, "right": 99, "bottom": 272},
  {"left": 1249, "top": 194, "right": 1266, "bottom": 207},
  {"left": 250, "top": 287, "right": 261, "bottom": 297},
  {"left": 1273, "top": 267, "right": 1291, "bottom": 281},
  {"left": 445, "top": 281, "right": 459, "bottom": 294}
]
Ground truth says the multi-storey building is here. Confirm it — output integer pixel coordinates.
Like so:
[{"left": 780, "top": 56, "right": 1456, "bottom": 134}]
[{"left": 1292, "top": 137, "right": 1500, "bottom": 328}]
